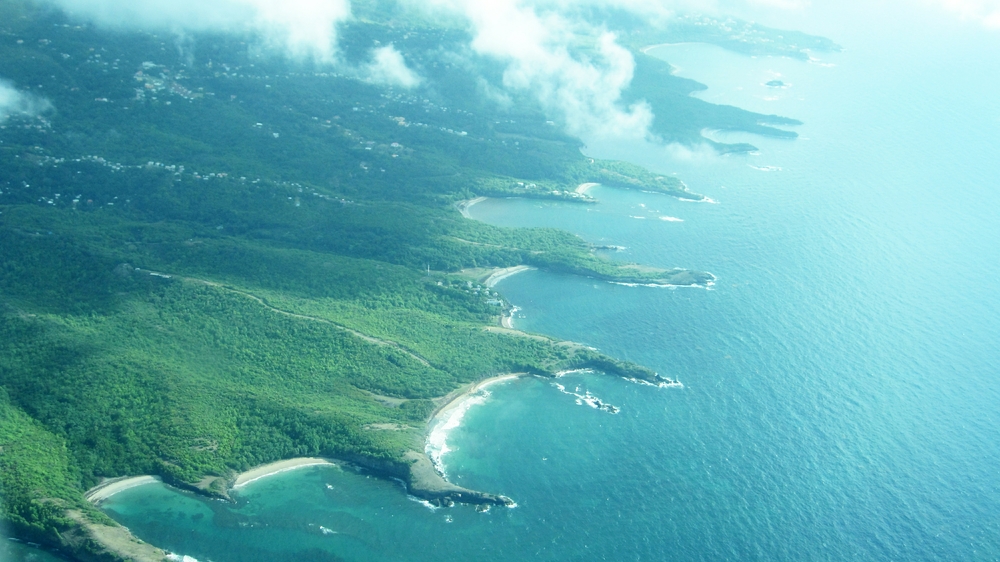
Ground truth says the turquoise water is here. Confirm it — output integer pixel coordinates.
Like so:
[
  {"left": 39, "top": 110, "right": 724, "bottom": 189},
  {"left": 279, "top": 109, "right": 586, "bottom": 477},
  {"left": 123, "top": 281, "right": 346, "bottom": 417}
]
[
  {"left": 89, "top": 6, "right": 1000, "bottom": 562},
  {"left": 0, "top": 540, "right": 64, "bottom": 562}
]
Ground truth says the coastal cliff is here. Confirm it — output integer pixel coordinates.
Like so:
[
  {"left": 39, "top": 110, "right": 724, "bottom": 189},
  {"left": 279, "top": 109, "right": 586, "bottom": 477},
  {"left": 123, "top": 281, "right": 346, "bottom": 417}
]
[{"left": 403, "top": 452, "right": 515, "bottom": 508}]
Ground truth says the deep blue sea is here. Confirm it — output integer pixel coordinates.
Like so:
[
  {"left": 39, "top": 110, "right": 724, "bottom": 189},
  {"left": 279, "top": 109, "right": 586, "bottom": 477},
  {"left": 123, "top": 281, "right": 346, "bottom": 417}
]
[{"left": 11, "top": 3, "right": 1000, "bottom": 561}]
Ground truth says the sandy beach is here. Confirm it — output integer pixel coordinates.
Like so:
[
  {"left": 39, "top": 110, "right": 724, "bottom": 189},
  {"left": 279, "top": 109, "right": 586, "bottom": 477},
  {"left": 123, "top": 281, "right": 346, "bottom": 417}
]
[
  {"left": 423, "top": 372, "right": 527, "bottom": 500},
  {"left": 575, "top": 182, "right": 599, "bottom": 195},
  {"left": 484, "top": 265, "right": 533, "bottom": 288},
  {"left": 232, "top": 457, "right": 334, "bottom": 488},
  {"left": 86, "top": 476, "right": 161, "bottom": 503},
  {"left": 501, "top": 305, "right": 519, "bottom": 329},
  {"left": 456, "top": 196, "right": 488, "bottom": 218},
  {"left": 640, "top": 42, "right": 694, "bottom": 54},
  {"left": 430, "top": 373, "right": 525, "bottom": 425}
]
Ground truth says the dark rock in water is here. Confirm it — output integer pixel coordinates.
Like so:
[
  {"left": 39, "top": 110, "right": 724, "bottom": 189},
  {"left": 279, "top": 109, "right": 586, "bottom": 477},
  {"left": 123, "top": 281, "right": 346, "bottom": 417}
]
[
  {"left": 475, "top": 504, "right": 491, "bottom": 513},
  {"left": 766, "top": 79, "right": 786, "bottom": 87}
]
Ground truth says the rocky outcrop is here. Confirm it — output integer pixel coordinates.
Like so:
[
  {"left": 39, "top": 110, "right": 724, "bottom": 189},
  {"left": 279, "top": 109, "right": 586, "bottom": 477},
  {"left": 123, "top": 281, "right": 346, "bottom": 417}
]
[
  {"left": 62, "top": 510, "right": 167, "bottom": 562},
  {"left": 403, "top": 451, "right": 514, "bottom": 508}
]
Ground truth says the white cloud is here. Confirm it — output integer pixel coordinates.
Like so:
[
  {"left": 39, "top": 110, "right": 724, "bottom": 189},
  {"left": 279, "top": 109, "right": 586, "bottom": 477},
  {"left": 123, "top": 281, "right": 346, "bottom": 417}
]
[
  {"left": 417, "top": 0, "right": 653, "bottom": 139},
  {"left": 364, "top": 45, "right": 422, "bottom": 88},
  {"left": 39, "top": 0, "right": 352, "bottom": 62},
  {"left": 929, "top": 0, "right": 1000, "bottom": 28},
  {"left": 251, "top": 0, "right": 351, "bottom": 62},
  {"left": 0, "top": 79, "right": 51, "bottom": 123},
  {"left": 664, "top": 140, "right": 722, "bottom": 162},
  {"left": 403, "top": 0, "right": 832, "bottom": 138},
  {"left": 531, "top": 0, "right": 677, "bottom": 20},
  {"left": 28, "top": 0, "right": 825, "bottom": 140},
  {"left": 475, "top": 76, "right": 514, "bottom": 108},
  {"left": 743, "top": 0, "right": 809, "bottom": 9}
]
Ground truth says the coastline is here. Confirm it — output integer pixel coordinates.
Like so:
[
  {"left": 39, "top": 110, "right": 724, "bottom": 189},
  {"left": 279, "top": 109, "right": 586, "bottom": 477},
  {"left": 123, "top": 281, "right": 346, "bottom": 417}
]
[
  {"left": 456, "top": 196, "right": 488, "bottom": 219},
  {"left": 429, "top": 373, "right": 526, "bottom": 425},
  {"left": 484, "top": 265, "right": 533, "bottom": 288},
  {"left": 610, "top": 271, "right": 717, "bottom": 290},
  {"left": 85, "top": 476, "right": 161, "bottom": 504},
  {"left": 501, "top": 305, "right": 519, "bottom": 329},
  {"left": 76, "top": 352, "right": 670, "bottom": 555},
  {"left": 640, "top": 41, "right": 697, "bottom": 54},
  {"left": 76, "top": 388, "right": 534, "bottom": 528},
  {"left": 421, "top": 373, "right": 526, "bottom": 507},
  {"left": 232, "top": 457, "right": 335, "bottom": 488},
  {"left": 483, "top": 265, "right": 532, "bottom": 329},
  {"left": 575, "top": 182, "right": 599, "bottom": 195},
  {"left": 83, "top": 459, "right": 336, "bottom": 506},
  {"left": 71, "top": 209, "right": 688, "bottom": 555}
]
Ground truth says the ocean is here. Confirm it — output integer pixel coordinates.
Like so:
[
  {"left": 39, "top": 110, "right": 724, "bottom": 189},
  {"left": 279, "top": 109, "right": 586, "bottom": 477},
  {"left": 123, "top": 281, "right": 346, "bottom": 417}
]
[{"left": 18, "top": 3, "right": 1000, "bottom": 561}]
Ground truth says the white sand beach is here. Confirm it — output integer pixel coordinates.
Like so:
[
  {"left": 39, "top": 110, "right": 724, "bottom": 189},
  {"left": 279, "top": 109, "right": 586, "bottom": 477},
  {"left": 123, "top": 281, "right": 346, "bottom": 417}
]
[
  {"left": 456, "top": 196, "right": 488, "bottom": 218},
  {"left": 86, "top": 476, "right": 161, "bottom": 503},
  {"left": 431, "top": 373, "right": 525, "bottom": 423},
  {"left": 233, "top": 457, "right": 334, "bottom": 488},
  {"left": 484, "top": 265, "right": 533, "bottom": 288},
  {"left": 426, "top": 374, "right": 525, "bottom": 477}
]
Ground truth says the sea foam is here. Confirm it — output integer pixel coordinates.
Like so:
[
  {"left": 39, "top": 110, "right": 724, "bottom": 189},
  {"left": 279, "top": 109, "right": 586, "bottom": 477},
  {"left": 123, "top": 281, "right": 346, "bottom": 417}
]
[
  {"left": 611, "top": 275, "right": 716, "bottom": 290},
  {"left": 426, "top": 376, "right": 518, "bottom": 477},
  {"left": 408, "top": 496, "right": 441, "bottom": 511},
  {"left": 551, "top": 382, "right": 620, "bottom": 414}
]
